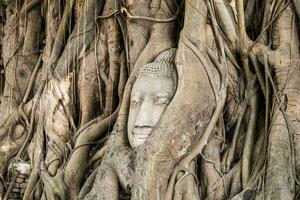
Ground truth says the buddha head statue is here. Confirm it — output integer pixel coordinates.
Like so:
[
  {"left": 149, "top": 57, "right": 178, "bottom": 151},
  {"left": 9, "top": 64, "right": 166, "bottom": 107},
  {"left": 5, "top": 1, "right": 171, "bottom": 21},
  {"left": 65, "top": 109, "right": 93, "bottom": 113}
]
[{"left": 127, "top": 49, "right": 177, "bottom": 149}]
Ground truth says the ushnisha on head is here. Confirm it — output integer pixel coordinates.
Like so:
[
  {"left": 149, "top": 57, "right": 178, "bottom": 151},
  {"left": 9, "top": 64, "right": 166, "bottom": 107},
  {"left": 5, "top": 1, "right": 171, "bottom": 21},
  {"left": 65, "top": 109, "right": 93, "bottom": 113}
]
[
  {"left": 135, "top": 48, "right": 177, "bottom": 85},
  {"left": 127, "top": 48, "right": 177, "bottom": 149}
]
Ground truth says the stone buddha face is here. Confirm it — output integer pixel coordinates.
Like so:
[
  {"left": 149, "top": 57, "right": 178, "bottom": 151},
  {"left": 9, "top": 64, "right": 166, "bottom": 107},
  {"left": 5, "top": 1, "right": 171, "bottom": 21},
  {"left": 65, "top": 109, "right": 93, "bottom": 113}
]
[{"left": 127, "top": 49, "right": 177, "bottom": 148}]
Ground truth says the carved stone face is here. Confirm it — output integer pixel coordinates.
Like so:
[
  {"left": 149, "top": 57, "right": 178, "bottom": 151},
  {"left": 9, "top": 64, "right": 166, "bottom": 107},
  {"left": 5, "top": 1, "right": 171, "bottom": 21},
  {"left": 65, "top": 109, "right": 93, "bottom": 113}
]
[{"left": 127, "top": 75, "right": 175, "bottom": 148}]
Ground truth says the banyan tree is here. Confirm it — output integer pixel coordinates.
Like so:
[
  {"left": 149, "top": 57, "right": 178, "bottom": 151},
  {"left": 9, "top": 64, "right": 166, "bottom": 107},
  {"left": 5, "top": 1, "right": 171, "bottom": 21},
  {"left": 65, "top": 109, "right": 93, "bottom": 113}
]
[{"left": 0, "top": 0, "right": 300, "bottom": 199}]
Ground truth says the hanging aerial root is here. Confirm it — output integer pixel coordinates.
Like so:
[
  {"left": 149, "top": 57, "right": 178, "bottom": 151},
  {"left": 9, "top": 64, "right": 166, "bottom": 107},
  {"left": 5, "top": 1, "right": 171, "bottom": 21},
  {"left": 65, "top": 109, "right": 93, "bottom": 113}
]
[
  {"left": 18, "top": 54, "right": 43, "bottom": 128},
  {"left": 241, "top": 79, "right": 259, "bottom": 188},
  {"left": 20, "top": 0, "right": 41, "bottom": 17},
  {"left": 22, "top": 121, "right": 45, "bottom": 200},
  {"left": 14, "top": 85, "right": 43, "bottom": 162},
  {"left": 224, "top": 101, "right": 246, "bottom": 172},
  {"left": 120, "top": 6, "right": 179, "bottom": 23},
  {"left": 48, "top": 0, "right": 77, "bottom": 68}
]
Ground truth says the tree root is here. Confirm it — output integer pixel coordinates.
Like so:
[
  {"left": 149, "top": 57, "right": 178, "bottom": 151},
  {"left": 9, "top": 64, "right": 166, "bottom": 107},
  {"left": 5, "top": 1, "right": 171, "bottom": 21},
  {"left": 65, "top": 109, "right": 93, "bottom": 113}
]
[
  {"left": 77, "top": 168, "right": 98, "bottom": 200},
  {"left": 64, "top": 110, "right": 119, "bottom": 199},
  {"left": 22, "top": 121, "right": 45, "bottom": 200},
  {"left": 48, "top": 0, "right": 76, "bottom": 68},
  {"left": 241, "top": 78, "right": 259, "bottom": 188},
  {"left": 20, "top": 0, "right": 41, "bottom": 17},
  {"left": 223, "top": 101, "right": 246, "bottom": 172},
  {"left": 294, "top": 0, "right": 300, "bottom": 18},
  {"left": 14, "top": 85, "right": 43, "bottom": 162},
  {"left": 121, "top": 6, "right": 179, "bottom": 23},
  {"left": 165, "top": 33, "right": 228, "bottom": 200},
  {"left": 41, "top": 166, "right": 68, "bottom": 200}
]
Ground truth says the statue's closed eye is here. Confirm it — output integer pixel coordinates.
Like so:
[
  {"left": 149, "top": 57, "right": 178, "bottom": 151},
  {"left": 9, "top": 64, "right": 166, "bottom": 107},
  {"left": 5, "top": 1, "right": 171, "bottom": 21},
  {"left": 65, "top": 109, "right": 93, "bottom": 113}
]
[
  {"left": 156, "top": 97, "right": 170, "bottom": 105},
  {"left": 131, "top": 99, "right": 140, "bottom": 105}
]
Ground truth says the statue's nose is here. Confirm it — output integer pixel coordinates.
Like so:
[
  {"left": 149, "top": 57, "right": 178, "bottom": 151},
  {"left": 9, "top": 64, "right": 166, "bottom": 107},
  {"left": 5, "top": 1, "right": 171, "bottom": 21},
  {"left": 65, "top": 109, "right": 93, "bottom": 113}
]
[{"left": 134, "top": 100, "right": 154, "bottom": 128}]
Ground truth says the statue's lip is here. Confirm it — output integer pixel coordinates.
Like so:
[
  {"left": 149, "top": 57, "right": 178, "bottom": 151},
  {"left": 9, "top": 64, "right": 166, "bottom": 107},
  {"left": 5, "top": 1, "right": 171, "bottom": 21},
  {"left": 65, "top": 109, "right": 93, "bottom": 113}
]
[{"left": 132, "top": 131, "right": 151, "bottom": 139}]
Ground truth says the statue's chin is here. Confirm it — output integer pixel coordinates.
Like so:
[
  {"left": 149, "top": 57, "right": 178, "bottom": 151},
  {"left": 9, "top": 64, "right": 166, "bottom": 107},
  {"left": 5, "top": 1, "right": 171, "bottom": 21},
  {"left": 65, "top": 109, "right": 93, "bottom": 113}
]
[{"left": 130, "top": 136, "right": 148, "bottom": 149}]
